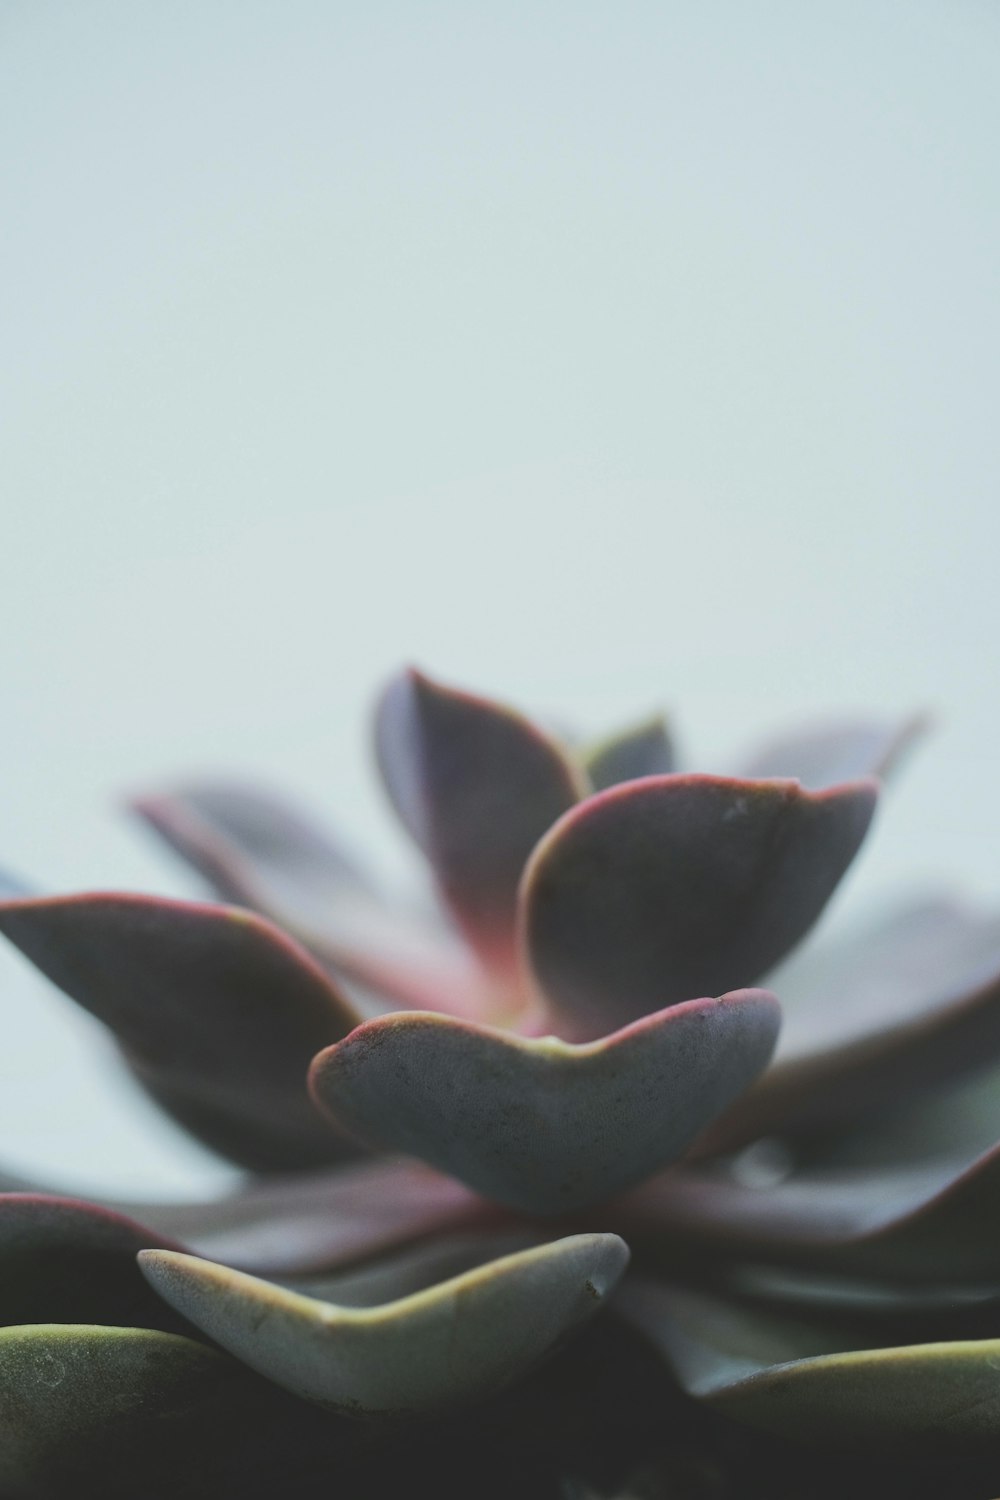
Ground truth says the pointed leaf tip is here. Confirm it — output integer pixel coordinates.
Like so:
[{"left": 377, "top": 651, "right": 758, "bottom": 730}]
[
  {"left": 375, "top": 668, "right": 586, "bottom": 972},
  {"left": 0, "top": 892, "right": 362, "bottom": 1171},
  {"left": 739, "top": 713, "right": 928, "bottom": 789},
  {"left": 131, "top": 780, "right": 494, "bottom": 1020},
  {"left": 582, "top": 714, "right": 676, "bottom": 791}
]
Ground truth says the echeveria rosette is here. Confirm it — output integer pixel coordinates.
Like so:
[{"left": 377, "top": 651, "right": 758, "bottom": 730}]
[{"left": 3, "top": 668, "right": 1000, "bottom": 1498}]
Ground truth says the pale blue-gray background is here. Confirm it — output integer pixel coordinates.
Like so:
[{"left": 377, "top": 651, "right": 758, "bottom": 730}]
[{"left": 2, "top": 1, "right": 999, "bottom": 1194}]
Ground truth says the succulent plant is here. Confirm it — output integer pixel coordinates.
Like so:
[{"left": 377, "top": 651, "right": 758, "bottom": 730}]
[{"left": 4, "top": 668, "right": 1000, "bottom": 1498}]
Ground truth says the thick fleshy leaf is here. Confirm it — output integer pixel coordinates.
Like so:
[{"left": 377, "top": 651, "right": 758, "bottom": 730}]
[
  {"left": 613, "top": 1143, "right": 1000, "bottom": 1280},
  {"left": 805, "top": 1057, "right": 1000, "bottom": 1173},
  {"left": 309, "top": 993, "right": 780, "bottom": 1215},
  {"left": 0, "top": 1194, "right": 186, "bottom": 1330},
  {"left": 0, "top": 1325, "right": 327, "bottom": 1498},
  {"left": 738, "top": 714, "right": 926, "bottom": 788},
  {"left": 375, "top": 668, "right": 586, "bottom": 972},
  {"left": 706, "top": 898, "right": 1000, "bottom": 1151},
  {"left": 125, "top": 1158, "right": 502, "bottom": 1277},
  {"left": 132, "top": 781, "right": 491, "bottom": 1019},
  {"left": 0, "top": 892, "right": 362, "bottom": 1171},
  {"left": 521, "top": 774, "right": 877, "bottom": 1039},
  {"left": 581, "top": 715, "right": 675, "bottom": 791},
  {"left": 619, "top": 1281, "right": 1000, "bottom": 1448},
  {"left": 140, "top": 1234, "right": 629, "bottom": 1416}
]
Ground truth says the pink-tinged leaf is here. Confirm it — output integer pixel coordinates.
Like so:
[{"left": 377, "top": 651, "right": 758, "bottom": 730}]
[
  {"left": 375, "top": 669, "right": 586, "bottom": 974},
  {"left": 309, "top": 993, "right": 779, "bottom": 1215},
  {"left": 738, "top": 714, "right": 927, "bottom": 788},
  {"left": 132, "top": 781, "right": 494, "bottom": 1020},
  {"left": 122, "top": 1157, "right": 502, "bottom": 1277},
  {"left": 618, "top": 1280, "right": 1000, "bottom": 1448},
  {"left": 705, "top": 898, "right": 1000, "bottom": 1150},
  {"left": 582, "top": 715, "right": 675, "bottom": 792},
  {"left": 0, "top": 1194, "right": 186, "bottom": 1331},
  {"left": 139, "top": 1234, "right": 629, "bottom": 1416},
  {"left": 0, "top": 893, "right": 362, "bottom": 1172},
  {"left": 521, "top": 775, "right": 877, "bottom": 1039},
  {"left": 613, "top": 1143, "right": 1000, "bottom": 1281}
]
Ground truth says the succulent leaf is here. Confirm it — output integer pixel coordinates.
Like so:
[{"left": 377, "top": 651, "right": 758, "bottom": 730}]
[
  {"left": 132, "top": 781, "right": 490, "bottom": 1019},
  {"left": 614, "top": 1143, "right": 1000, "bottom": 1280},
  {"left": 126, "top": 1157, "right": 499, "bottom": 1277},
  {"left": 309, "top": 994, "right": 779, "bottom": 1214},
  {"left": 0, "top": 893, "right": 362, "bottom": 1171},
  {"left": 0, "top": 1194, "right": 186, "bottom": 1331},
  {"left": 375, "top": 668, "right": 586, "bottom": 973},
  {"left": 522, "top": 774, "right": 877, "bottom": 1038},
  {"left": 0, "top": 1325, "right": 315, "bottom": 1498},
  {"left": 581, "top": 715, "right": 675, "bottom": 791},
  {"left": 620, "top": 1281, "right": 1000, "bottom": 1447},
  {"left": 738, "top": 715, "right": 927, "bottom": 788},
  {"left": 811, "top": 1057, "right": 1000, "bottom": 1172},
  {"left": 2, "top": 670, "right": 993, "bottom": 1492},
  {"left": 139, "top": 1234, "right": 629, "bottom": 1415},
  {"left": 706, "top": 898, "right": 1000, "bottom": 1149}
]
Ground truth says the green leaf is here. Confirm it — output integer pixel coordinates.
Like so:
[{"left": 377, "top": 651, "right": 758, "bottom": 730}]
[
  {"left": 620, "top": 1280, "right": 1000, "bottom": 1449},
  {"left": 0, "top": 1324, "right": 317, "bottom": 1497},
  {"left": 139, "top": 1234, "right": 629, "bottom": 1416}
]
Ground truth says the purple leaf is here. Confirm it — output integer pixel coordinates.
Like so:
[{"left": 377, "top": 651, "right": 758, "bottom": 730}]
[
  {"left": 521, "top": 774, "right": 877, "bottom": 1039},
  {"left": 705, "top": 898, "right": 1000, "bottom": 1149},
  {"left": 0, "top": 1193, "right": 186, "bottom": 1331},
  {"left": 0, "top": 893, "right": 362, "bottom": 1171},
  {"left": 804, "top": 1058, "right": 1000, "bottom": 1174},
  {"left": 737, "top": 714, "right": 927, "bottom": 788},
  {"left": 130, "top": 1157, "right": 502, "bottom": 1277},
  {"left": 309, "top": 992, "right": 779, "bottom": 1214},
  {"left": 132, "top": 781, "right": 491, "bottom": 1020},
  {"left": 0, "top": 1159, "right": 499, "bottom": 1280},
  {"left": 613, "top": 1143, "right": 1000, "bottom": 1280},
  {"left": 375, "top": 669, "right": 586, "bottom": 973}
]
